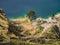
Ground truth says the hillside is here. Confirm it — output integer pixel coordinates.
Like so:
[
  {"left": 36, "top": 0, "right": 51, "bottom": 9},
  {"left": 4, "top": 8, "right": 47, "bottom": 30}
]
[
  {"left": 0, "top": 8, "right": 60, "bottom": 45},
  {"left": 9, "top": 13, "right": 60, "bottom": 42}
]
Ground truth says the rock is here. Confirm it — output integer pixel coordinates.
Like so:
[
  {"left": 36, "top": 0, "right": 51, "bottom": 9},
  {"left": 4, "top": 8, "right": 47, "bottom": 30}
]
[
  {"left": 0, "top": 8, "right": 10, "bottom": 42},
  {"left": 0, "top": 8, "right": 9, "bottom": 30}
]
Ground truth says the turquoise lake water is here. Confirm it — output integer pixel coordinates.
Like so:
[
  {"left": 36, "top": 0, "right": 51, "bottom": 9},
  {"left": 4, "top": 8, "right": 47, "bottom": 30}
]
[{"left": 0, "top": 0, "right": 60, "bottom": 19}]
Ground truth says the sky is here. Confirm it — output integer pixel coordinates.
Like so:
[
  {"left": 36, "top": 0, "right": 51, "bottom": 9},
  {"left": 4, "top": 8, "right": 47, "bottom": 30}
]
[{"left": 0, "top": 0, "right": 60, "bottom": 18}]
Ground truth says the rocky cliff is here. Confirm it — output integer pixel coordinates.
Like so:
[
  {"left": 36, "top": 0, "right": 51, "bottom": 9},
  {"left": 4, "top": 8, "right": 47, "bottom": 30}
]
[
  {"left": 0, "top": 8, "right": 60, "bottom": 45},
  {"left": 0, "top": 8, "right": 9, "bottom": 30},
  {"left": 9, "top": 13, "right": 60, "bottom": 43}
]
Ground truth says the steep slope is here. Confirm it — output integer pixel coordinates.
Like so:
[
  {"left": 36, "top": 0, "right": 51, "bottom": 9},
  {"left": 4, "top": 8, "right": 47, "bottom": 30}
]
[
  {"left": 0, "top": 8, "right": 9, "bottom": 31},
  {"left": 0, "top": 8, "right": 10, "bottom": 41}
]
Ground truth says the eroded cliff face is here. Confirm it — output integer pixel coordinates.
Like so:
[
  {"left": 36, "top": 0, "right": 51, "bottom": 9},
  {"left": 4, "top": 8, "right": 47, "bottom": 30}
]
[{"left": 0, "top": 8, "right": 9, "bottom": 34}]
